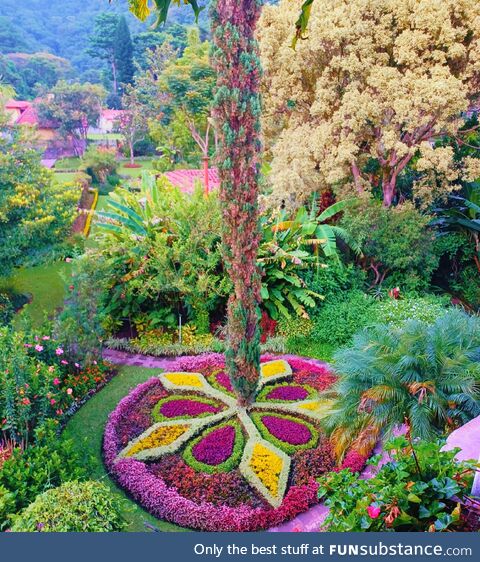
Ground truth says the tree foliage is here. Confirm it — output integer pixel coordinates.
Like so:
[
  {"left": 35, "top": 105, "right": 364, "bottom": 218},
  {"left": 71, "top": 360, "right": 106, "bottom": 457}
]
[
  {"left": 258, "top": 0, "right": 480, "bottom": 207},
  {"left": 0, "top": 115, "right": 80, "bottom": 275},
  {"left": 36, "top": 81, "right": 106, "bottom": 156}
]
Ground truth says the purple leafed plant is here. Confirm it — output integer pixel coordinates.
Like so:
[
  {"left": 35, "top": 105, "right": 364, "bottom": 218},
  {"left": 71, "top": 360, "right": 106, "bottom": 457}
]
[
  {"left": 160, "top": 399, "right": 220, "bottom": 418},
  {"left": 266, "top": 385, "right": 309, "bottom": 401},
  {"left": 192, "top": 425, "right": 235, "bottom": 465},
  {"left": 262, "top": 415, "right": 312, "bottom": 446},
  {"left": 215, "top": 371, "right": 234, "bottom": 393}
]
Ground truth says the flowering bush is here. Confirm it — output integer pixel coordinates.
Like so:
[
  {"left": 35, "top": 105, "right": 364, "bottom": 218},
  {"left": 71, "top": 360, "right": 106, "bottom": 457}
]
[
  {"left": 0, "top": 324, "right": 111, "bottom": 444},
  {"left": 103, "top": 354, "right": 360, "bottom": 531},
  {"left": 318, "top": 437, "right": 478, "bottom": 532}
]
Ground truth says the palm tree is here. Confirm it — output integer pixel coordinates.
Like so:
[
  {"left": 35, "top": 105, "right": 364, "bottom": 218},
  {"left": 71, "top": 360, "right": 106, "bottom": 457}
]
[
  {"left": 128, "top": 0, "right": 263, "bottom": 405},
  {"left": 325, "top": 310, "right": 480, "bottom": 459}
]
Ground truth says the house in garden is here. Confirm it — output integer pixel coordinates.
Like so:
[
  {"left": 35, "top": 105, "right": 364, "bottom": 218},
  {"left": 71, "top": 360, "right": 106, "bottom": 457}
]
[
  {"left": 98, "top": 109, "right": 125, "bottom": 133},
  {"left": 162, "top": 167, "right": 220, "bottom": 194},
  {"left": 87, "top": 108, "right": 125, "bottom": 150},
  {"left": 5, "top": 98, "right": 80, "bottom": 159}
]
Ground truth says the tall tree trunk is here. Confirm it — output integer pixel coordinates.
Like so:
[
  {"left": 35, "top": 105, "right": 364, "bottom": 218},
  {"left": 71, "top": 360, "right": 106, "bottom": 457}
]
[
  {"left": 382, "top": 170, "right": 396, "bottom": 207},
  {"left": 111, "top": 58, "right": 118, "bottom": 96},
  {"left": 210, "top": 0, "right": 263, "bottom": 406}
]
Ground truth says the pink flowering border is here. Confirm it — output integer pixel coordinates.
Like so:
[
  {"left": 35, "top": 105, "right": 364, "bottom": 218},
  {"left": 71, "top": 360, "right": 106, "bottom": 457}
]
[{"left": 103, "top": 354, "right": 368, "bottom": 531}]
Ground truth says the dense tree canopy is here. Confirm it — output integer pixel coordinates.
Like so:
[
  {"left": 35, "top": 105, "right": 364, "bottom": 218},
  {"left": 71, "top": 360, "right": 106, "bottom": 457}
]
[
  {"left": 258, "top": 0, "right": 480, "bottom": 208},
  {"left": 37, "top": 81, "right": 106, "bottom": 156}
]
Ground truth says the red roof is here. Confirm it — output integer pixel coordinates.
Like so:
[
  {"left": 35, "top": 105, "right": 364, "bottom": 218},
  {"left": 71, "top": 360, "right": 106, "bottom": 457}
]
[
  {"left": 16, "top": 106, "right": 39, "bottom": 125},
  {"left": 5, "top": 99, "right": 31, "bottom": 110},
  {"left": 163, "top": 168, "right": 220, "bottom": 193}
]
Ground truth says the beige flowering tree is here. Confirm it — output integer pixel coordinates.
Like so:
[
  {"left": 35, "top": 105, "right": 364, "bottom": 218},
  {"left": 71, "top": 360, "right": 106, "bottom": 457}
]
[{"left": 259, "top": 0, "right": 480, "bottom": 207}]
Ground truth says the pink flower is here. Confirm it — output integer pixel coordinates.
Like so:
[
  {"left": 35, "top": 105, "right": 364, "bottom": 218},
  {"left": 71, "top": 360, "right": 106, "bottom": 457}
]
[
  {"left": 55, "top": 348, "right": 64, "bottom": 356},
  {"left": 24, "top": 343, "right": 32, "bottom": 348},
  {"left": 42, "top": 336, "right": 50, "bottom": 341},
  {"left": 66, "top": 388, "right": 73, "bottom": 395},
  {"left": 65, "top": 257, "right": 72, "bottom": 263},
  {"left": 48, "top": 366, "right": 55, "bottom": 373},
  {"left": 53, "top": 378, "right": 61, "bottom": 386},
  {"left": 75, "top": 363, "right": 80, "bottom": 368},
  {"left": 61, "top": 360, "right": 68, "bottom": 365},
  {"left": 50, "top": 398, "right": 56, "bottom": 405},
  {"left": 56, "top": 409, "right": 63, "bottom": 415},
  {"left": 35, "top": 345, "right": 44, "bottom": 352},
  {"left": 367, "top": 505, "right": 381, "bottom": 519}
]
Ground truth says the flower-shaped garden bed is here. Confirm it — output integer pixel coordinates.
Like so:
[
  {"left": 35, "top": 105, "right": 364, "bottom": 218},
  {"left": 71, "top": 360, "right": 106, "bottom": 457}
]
[{"left": 104, "top": 354, "right": 368, "bottom": 531}]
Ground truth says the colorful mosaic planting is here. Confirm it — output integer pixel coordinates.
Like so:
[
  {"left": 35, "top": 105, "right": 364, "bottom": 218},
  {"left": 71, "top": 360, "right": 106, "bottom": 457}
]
[{"left": 104, "top": 355, "right": 370, "bottom": 531}]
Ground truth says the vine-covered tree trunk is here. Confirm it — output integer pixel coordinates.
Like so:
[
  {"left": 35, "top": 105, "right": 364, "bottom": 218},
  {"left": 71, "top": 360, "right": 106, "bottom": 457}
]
[{"left": 210, "top": 0, "right": 263, "bottom": 405}]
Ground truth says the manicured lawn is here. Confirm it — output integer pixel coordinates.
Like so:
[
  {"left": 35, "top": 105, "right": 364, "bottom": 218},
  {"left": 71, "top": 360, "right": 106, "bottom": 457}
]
[
  {"left": 55, "top": 157, "right": 82, "bottom": 170},
  {"left": 0, "top": 262, "right": 71, "bottom": 327},
  {"left": 62, "top": 365, "right": 187, "bottom": 532},
  {"left": 87, "top": 133, "right": 123, "bottom": 141},
  {"left": 54, "top": 171, "right": 80, "bottom": 184},
  {"left": 118, "top": 158, "right": 155, "bottom": 178}
]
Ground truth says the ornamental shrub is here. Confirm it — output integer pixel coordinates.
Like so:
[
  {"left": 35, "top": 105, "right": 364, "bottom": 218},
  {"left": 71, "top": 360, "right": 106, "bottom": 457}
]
[
  {"left": 318, "top": 437, "right": 477, "bottom": 532},
  {"left": 11, "top": 481, "right": 125, "bottom": 532},
  {"left": 0, "top": 421, "right": 86, "bottom": 529},
  {"left": 0, "top": 323, "right": 110, "bottom": 443},
  {"left": 82, "top": 146, "right": 118, "bottom": 185},
  {"left": 376, "top": 294, "right": 451, "bottom": 328},
  {"left": 0, "top": 125, "right": 80, "bottom": 276},
  {"left": 311, "top": 290, "right": 379, "bottom": 347},
  {"left": 0, "top": 485, "right": 16, "bottom": 531},
  {"left": 340, "top": 200, "right": 438, "bottom": 291}
]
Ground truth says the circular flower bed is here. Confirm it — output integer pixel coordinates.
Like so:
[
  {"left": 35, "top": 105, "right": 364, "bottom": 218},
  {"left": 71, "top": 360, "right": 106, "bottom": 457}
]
[{"left": 104, "top": 354, "right": 368, "bottom": 531}]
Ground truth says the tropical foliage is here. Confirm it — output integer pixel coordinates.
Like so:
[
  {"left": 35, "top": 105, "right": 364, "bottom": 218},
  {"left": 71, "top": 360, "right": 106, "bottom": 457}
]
[
  {"left": 318, "top": 437, "right": 478, "bottom": 532},
  {"left": 327, "top": 310, "right": 480, "bottom": 458}
]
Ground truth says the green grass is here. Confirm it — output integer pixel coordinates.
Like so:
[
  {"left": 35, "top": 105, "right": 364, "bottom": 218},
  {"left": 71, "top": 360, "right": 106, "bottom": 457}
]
[
  {"left": 54, "top": 171, "right": 79, "bottom": 184},
  {"left": 118, "top": 158, "right": 155, "bottom": 178},
  {"left": 87, "top": 133, "right": 123, "bottom": 141},
  {"left": 0, "top": 262, "right": 71, "bottom": 327},
  {"left": 285, "top": 336, "right": 336, "bottom": 363},
  {"left": 61, "top": 365, "right": 187, "bottom": 532},
  {"left": 55, "top": 157, "right": 82, "bottom": 170}
]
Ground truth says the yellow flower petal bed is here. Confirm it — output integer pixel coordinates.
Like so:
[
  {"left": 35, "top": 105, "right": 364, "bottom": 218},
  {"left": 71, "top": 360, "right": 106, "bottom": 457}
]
[
  {"left": 261, "top": 361, "right": 287, "bottom": 379},
  {"left": 298, "top": 401, "right": 320, "bottom": 411},
  {"left": 249, "top": 443, "right": 282, "bottom": 497},
  {"left": 126, "top": 425, "right": 189, "bottom": 457},
  {"left": 163, "top": 373, "right": 203, "bottom": 387}
]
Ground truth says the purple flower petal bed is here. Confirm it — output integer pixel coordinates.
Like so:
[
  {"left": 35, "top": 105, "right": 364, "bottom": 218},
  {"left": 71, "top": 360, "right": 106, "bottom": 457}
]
[
  {"left": 152, "top": 394, "right": 224, "bottom": 422},
  {"left": 104, "top": 354, "right": 371, "bottom": 531},
  {"left": 257, "top": 382, "right": 315, "bottom": 402},
  {"left": 250, "top": 412, "right": 318, "bottom": 454}
]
